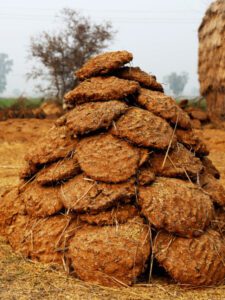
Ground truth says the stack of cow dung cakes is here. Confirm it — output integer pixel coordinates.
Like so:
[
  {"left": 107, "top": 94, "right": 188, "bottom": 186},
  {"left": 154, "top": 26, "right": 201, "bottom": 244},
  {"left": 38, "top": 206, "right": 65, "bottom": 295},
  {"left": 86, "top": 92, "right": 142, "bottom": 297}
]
[
  {"left": 1, "top": 50, "right": 225, "bottom": 287},
  {"left": 179, "top": 99, "right": 209, "bottom": 129}
]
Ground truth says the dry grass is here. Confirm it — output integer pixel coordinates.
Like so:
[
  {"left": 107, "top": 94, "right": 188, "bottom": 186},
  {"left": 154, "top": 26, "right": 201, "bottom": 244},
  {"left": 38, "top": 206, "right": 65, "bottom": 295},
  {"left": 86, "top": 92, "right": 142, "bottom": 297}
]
[{"left": 1, "top": 237, "right": 225, "bottom": 300}]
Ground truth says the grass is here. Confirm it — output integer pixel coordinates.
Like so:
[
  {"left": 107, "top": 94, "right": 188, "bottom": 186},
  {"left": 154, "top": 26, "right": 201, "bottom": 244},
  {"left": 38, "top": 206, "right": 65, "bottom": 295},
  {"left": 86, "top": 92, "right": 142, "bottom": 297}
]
[
  {"left": 176, "top": 97, "right": 207, "bottom": 111},
  {"left": 187, "top": 97, "right": 207, "bottom": 111},
  {"left": 0, "top": 98, "right": 43, "bottom": 109}
]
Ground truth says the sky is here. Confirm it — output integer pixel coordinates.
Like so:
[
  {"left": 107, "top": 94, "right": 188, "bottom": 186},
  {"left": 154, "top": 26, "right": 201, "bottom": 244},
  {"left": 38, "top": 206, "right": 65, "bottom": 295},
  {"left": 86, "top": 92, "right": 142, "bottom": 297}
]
[{"left": 0, "top": 0, "right": 214, "bottom": 97}]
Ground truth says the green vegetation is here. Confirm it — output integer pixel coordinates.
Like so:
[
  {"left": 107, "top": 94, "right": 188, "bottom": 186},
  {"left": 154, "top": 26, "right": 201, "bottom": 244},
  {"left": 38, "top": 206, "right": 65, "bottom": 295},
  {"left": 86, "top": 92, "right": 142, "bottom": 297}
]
[
  {"left": 189, "top": 97, "right": 207, "bottom": 111},
  {"left": 0, "top": 97, "right": 43, "bottom": 109},
  {"left": 176, "top": 97, "right": 207, "bottom": 111}
]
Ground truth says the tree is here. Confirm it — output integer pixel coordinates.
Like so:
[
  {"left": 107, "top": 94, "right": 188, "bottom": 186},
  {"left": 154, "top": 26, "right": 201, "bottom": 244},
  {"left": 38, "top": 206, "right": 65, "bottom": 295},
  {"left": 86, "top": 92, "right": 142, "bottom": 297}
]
[
  {"left": 28, "top": 8, "right": 115, "bottom": 101},
  {"left": 0, "top": 53, "right": 13, "bottom": 95},
  {"left": 164, "top": 72, "right": 189, "bottom": 97}
]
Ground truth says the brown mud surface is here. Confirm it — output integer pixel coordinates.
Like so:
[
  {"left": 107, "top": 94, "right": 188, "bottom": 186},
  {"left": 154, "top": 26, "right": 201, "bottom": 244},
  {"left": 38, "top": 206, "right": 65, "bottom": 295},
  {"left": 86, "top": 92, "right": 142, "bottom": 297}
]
[{"left": 0, "top": 118, "right": 225, "bottom": 299}]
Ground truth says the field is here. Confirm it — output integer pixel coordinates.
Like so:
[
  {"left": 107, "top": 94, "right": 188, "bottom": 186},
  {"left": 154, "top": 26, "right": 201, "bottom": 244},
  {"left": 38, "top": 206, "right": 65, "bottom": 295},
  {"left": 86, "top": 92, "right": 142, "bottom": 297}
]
[
  {"left": 0, "top": 98, "right": 43, "bottom": 109},
  {"left": 0, "top": 118, "right": 225, "bottom": 299}
]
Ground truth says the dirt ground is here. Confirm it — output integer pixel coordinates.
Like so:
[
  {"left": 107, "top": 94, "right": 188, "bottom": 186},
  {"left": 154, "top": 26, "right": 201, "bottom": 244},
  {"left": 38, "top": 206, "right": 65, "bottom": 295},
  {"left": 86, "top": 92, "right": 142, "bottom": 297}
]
[{"left": 0, "top": 118, "right": 225, "bottom": 300}]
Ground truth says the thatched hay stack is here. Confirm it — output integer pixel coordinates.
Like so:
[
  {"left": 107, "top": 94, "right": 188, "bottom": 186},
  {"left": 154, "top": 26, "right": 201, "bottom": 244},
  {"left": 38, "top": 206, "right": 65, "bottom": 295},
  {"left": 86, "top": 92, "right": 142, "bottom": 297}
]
[{"left": 198, "top": 0, "right": 225, "bottom": 120}]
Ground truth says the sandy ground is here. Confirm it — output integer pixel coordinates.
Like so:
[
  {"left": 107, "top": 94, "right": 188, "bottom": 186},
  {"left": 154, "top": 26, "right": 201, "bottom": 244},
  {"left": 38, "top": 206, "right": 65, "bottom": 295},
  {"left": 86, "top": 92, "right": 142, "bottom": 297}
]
[{"left": 0, "top": 118, "right": 225, "bottom": 300}]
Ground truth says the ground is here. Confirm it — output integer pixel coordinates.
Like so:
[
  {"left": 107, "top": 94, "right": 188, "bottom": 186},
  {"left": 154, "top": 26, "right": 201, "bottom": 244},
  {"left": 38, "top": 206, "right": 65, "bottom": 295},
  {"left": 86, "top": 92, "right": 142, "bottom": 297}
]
[{"left": 0, "top": 118, "right": 225, "bottom": 300}]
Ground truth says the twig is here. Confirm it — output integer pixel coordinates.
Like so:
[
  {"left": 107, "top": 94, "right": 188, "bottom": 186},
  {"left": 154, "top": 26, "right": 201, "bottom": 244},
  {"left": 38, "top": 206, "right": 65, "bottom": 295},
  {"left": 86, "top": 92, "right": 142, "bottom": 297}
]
[{"left": 161, "top": 113, "right": 179, "bottom": 169}]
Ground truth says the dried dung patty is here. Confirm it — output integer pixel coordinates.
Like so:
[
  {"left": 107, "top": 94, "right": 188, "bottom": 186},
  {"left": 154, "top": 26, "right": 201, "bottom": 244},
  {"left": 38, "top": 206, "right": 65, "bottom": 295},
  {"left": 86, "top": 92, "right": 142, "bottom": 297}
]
[
  {"left": 0, "top": 187, "right": 26, "bottom": 236},
  {"left": 138, "top": 177, "right": 214, "bottom": 237},
  {"left": 211, "top": 208, "right": 225, "bottom": 235},
  {"left": 150, "top": 143, "right": 203, "bottom": 179},
  {"left": 201, "top": 156, "right": 220, "bottom": 179},
  {"left": 199, "top": 171, "right": 225, "bottom": 206},
  {"left": 25, "top": 125, "right": 77, "bottom": 166},
  {"left": 66, "top": 101, "right": 128, "bottom": 135},
  {"left": 20, "top": 161, "right": 39, "bottom": 179},
  {"left": 36, "top": 156, "right": 81, "bottom": 185},
  {"left": 185, "top": 107, "right": 208, "bottom": 122},
  {"left": 7, "top": 214, "right": 34, "bottom": 257},
  {"left": 136, "top": 89, "right": 191, "bottom": 129},
  {"left": 111, "top": 107, "right": 176, "bottom": 149},
  {"left": 76, "top": 133, "right": 140, "bottom": 183},
  {"left": 22, "top": 181, "right": 63, "bottom": 218},
  {"left": 68, "top": 216, "right": 150, "bottom": 287},
  {"left": 76, "top": 50, "right": 133, "bottom": 80},
  {"left": 64, "top": 76, "right": 139, "bottom": 105},
  {"left": 114, "top": 67, "right": 163, "bottom": 92},
  {"left": 176, "top": 129, "right": 209, "bottom": 156},
  {"left": 137, "top": 166, "right": 156, "bottom": 186},
  {"left": 154, "top": 229, "right": 225, "bottom": 286},
  {"left": 138, "top": 148, "right": 150, "bottom": 167},
  {"left": 79, "top": 204, "right": 139, "bottom": 225},
  {"left": 27, "top": 215, "right": 81, "bottom": 264},
  {"left": 191, "top": 119, "right": 202, "bottom": 129},
  {"left": 60, "top": 174, "right": 136, "bottom": 213}
]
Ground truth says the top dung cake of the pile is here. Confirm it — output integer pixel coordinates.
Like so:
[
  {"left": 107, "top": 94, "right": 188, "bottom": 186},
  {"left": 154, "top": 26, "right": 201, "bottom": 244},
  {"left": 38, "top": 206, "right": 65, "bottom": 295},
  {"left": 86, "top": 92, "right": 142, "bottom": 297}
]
[
  {"left": 75, "top": 50, "right": 133, "bottom": 80},
  {"left": 114, "top": 67, "right": 164, "bottom": 92},
  {"left": 64, "top": 76, "right": 139, "bottom": 105}
]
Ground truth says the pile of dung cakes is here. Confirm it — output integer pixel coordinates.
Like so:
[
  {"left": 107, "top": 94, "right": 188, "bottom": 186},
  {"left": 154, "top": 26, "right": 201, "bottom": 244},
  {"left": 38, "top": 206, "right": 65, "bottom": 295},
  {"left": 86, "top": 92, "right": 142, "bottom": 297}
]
[
  {"left": 1, "top": 50, "right": 225, "bottom": 288},
  {"left": 179, "top": 99, "right": 209, "bottom": 129}
]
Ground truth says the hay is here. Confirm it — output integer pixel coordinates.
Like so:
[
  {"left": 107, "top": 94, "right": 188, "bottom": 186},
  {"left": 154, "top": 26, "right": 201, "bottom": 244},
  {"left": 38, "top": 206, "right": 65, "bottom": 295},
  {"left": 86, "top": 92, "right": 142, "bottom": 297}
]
[
  {"left": 198, "top": 0, "right": 225, "bottom": 118},
  {"left": 2, "top": 237, "right": 225, "bottom": 300}
]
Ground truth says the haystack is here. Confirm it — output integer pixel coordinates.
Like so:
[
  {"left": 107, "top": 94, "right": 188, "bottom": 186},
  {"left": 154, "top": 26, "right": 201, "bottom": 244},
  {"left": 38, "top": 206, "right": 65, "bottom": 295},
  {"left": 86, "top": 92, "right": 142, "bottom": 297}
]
[
  {"left": 198, "top": 0, "right": 225, "bottom": 120},
  {"left": 1, "top": 50, "right": 225, "bottom": 287}
]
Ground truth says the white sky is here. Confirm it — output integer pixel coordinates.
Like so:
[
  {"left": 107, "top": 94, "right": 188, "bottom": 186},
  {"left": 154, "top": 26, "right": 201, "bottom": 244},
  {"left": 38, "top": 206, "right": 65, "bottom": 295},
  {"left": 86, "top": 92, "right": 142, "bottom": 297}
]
[{"left": 0, "top": 0, "right": 213, "bottom": 97}]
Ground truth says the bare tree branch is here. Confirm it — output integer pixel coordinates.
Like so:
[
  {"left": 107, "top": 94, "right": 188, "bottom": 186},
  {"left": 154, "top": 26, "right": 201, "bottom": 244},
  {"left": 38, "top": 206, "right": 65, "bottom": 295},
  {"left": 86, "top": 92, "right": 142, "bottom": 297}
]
[{"left": 28, "top": 8, "right": 115, "bottom": 102}]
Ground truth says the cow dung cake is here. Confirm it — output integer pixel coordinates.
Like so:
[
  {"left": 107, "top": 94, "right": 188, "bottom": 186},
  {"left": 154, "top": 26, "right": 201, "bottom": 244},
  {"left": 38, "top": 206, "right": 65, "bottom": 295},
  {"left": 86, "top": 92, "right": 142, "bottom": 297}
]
[{"left": 1, "top": 50, "right": 225, "bottom": 288}]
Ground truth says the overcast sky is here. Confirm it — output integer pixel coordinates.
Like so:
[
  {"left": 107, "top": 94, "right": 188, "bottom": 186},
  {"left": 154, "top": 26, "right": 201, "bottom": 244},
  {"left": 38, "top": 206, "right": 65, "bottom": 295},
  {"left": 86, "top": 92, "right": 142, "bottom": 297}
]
[{"left": 0, "top": 0, "right": 213, "bottom": 97}]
